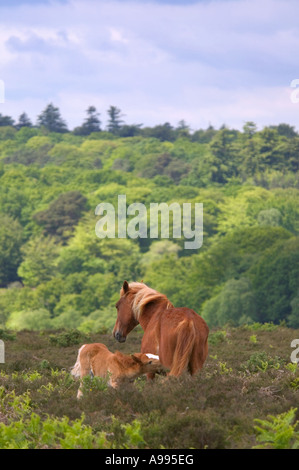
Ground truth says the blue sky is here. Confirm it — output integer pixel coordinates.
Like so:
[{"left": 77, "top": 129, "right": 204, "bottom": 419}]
[{"left": 0, "top": 0, "right": 298, "bottom": 130}]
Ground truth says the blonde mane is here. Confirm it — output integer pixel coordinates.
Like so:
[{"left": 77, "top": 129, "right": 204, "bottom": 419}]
[{"left": 121, "top": 282, "right": 173, "bottom": 321}]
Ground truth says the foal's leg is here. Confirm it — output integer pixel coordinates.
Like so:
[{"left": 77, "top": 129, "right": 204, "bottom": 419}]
[
  {"left": 146, "top": 372, "right": 156, "bottom": 381},
  {"left": 77, "top": 356, "right": 92, "bottom": 399},
  {"left": 108, "top": 377, "right": 119, "bottom": 388}
]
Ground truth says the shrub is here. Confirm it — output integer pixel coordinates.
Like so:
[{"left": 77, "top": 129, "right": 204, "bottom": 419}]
[
  {"left": 290, "top": 378, "right": 299, "bottom": 390},
  {"left": 243, "top": 322, "right": 278, "bottom": 331},
  {"left": 79, "top": 375, "right": 109, "bottom": 395},
  {"left": 49, "top": 329, "right": 88, "bottom": 347},
  {"left": 208, "top": 329, "right": 227, "bottom": 345},
  {"left": 241, "top": 351, "right": 284, "bottom": 373},
  {"left": 254, "top": 408, "right": 299, "bottom": 449},
  {"left": 0, "top": 329, "right": 16, "bottom": 341},
  {"left": 0, "top": 413, "right": 110, "bottom": 449}
]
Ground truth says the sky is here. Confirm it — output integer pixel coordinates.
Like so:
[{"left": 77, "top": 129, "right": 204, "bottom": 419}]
[{"left": 0, "top": 0, "right": 299, "bottom": 131}]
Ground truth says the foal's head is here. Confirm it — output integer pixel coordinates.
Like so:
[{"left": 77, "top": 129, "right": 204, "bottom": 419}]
[
  {"left": 113, "top": 280, "right": 138, "bottom": 343},
  {"left": 131, "top": 353, "right": 163, "bottom": 375}
]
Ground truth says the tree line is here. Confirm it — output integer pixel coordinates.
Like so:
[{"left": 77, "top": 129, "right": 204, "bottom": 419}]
[
  {"left": 2, "top": 102, "right": 298, "bottom": 142},
  {"left": 0, "top": 102, "right": 202, "bottom": 141},
  {"left": 0, "top": 103, "right": 177, "bottom": 138},
  {"left": 0, "top": 104, "right": 124, "bottom": 135}
]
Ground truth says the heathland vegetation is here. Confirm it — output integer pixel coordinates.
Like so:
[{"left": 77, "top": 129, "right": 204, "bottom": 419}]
[{"left": 0, "top": 326, "right": 299, "bottom": 449}]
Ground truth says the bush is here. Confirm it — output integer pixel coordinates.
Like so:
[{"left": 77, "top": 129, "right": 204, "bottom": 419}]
[
  {"left": 0, "top": 329, "right": 16, "bottom": 341},
  {"left": 0, "top": 412, "right": 110, "bottom": 449},
  {"left": 241, "top": 351, "right": 284, "bottom": 373},
  {"left": 254, "top": 408, "right": 299, "bottom": 449},
  {"left": 49, "top": 329, "right": 88, "bottom": 347}
]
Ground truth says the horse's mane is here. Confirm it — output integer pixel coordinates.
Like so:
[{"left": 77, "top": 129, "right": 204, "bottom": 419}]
[{"left": 121, "top": 282, "right": 173, "bottom": 321}]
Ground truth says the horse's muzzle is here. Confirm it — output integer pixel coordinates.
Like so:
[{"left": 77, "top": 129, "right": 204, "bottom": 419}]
[{"left": 114, "top": 331, "right": 126, "bottom": 343}]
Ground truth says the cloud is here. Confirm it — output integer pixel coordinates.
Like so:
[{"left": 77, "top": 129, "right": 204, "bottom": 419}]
[{"left": 0, "top": 0, "right": 299, "bottom": 130}]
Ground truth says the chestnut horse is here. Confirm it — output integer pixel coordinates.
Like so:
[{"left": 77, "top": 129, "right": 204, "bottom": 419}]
[{"left": 113, "top": 281, "right": 209, "bottom": 377}]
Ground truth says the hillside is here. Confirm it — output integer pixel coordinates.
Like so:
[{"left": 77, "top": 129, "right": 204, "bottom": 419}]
[
  {"left": 0, "top": 325, "right": 298, "bottom": 449},
  {"left": 0, "top": 122, "right": 298, "bottom": 332}
]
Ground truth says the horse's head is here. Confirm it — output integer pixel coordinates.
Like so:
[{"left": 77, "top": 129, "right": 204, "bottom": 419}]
[
  {"left": 131, "top": 353, "right": 164, "bottom": 375},
  {"left": 113, "top": 281, "right": 139, "bottom": 343}
]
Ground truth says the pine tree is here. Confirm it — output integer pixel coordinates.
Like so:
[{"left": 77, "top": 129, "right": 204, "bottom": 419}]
[
  {"left": 37, "top": 103, "right": 68, "bottom": 133},
  {"left": 106, "top": 106, "right": 124, "bottom": 134},
  {"left": 84, "top": 106, "right": 101, "bottom": 132},
  {"left": 0, "top": 114, "right": 15, "bottom": 127},
  {"left": 74, "top": 106, "right": 101, "bottom": 135},
  {"left": 16, "top": 112, "right": 32, "bottom": 129}
]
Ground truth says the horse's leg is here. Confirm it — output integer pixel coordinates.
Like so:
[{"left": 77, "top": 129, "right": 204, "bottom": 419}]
[
  {"left": 188, "top": 361, "right": 200, "bottom": 376},
  {"left": 141, "top": 329, "right": 160, "bottom": 382},
  {"left": 188, "top": 340, "right": 208, "bottom": 376}
]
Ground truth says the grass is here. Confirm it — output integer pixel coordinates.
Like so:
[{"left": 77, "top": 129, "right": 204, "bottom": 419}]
[{"left": 0, "top": 324, "right": 299, "bottom": 449}]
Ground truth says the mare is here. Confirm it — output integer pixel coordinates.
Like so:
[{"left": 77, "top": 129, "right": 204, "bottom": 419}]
[
  {"left": 113, "top": 281, "right": 209, "bottom": 378},
  {"left": 71, "top": 342, "right": 162, "bottom": 398}
]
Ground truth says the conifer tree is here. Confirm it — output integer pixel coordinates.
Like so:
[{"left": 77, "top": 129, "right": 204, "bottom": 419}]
[
  {"left": 16, "top": 112, "right": 32, "bottom": 129},
  {"left": 37, "top": 103, "right": 68, "bottom": 133},
  {"left": 107, "top": 106, "right": 124, "bottom": 134},
  {"left": 74, "top": 106, "right": 101, "bottom": 135}
]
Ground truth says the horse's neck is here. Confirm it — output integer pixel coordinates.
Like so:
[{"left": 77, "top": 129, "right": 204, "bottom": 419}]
[{"left": 139, "top": 299, "right": 168, "bottom": 330}]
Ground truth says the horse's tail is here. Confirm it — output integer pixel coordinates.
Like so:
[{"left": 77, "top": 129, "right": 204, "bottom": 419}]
[
  {"left": 169, "top": 320, "right": 196, "bottom": 377},
  {"left": 71, "top": 344, "right": 86, "bottom": 378}
]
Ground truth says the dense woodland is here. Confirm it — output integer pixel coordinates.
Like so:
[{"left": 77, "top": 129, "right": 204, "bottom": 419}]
[{"left": 0, "top": 103, "right": 298, "bottom": 332}]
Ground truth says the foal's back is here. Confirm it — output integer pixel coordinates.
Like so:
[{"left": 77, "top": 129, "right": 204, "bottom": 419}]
[
  {"left": 82, "top": 343, "right": 135, "bottom": 378},
  {"left": 79, "top": 343, "right": 113, "bottom": 377}
]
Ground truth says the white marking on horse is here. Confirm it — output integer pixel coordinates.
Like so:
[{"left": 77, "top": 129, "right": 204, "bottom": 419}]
[{"left": 145, "top": 353, "right": 159, "bottom": 361}]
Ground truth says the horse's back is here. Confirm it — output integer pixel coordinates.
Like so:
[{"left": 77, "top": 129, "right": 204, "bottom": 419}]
[
  {"left": 161, "top": 307, "right": 208, "bottom": 337},
  {"left": 165, "top": 306, "right": 208, "bottom": 350}
]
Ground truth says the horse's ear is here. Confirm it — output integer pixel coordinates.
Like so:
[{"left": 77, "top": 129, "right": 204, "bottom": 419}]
[
  {"left": 123, "top": 280, "right": 129, "bottom": 293},
  {"left": 131, "top": 354, "right": 142, "bottom": 365}
]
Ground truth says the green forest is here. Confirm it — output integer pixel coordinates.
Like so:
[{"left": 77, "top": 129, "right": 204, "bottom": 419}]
[{"left": 0, "top": 104, "right": 298, "bottom": 332}]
